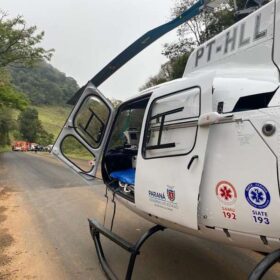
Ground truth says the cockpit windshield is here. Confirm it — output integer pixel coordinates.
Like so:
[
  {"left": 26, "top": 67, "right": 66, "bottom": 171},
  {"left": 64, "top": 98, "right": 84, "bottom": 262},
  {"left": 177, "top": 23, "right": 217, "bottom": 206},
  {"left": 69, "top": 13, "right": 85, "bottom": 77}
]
[
  {"left": 108, "top": 108, "right": 145, "bottom": 150},
  {"left": 107, "top": 94, "right": 151, "bottom": 150}
]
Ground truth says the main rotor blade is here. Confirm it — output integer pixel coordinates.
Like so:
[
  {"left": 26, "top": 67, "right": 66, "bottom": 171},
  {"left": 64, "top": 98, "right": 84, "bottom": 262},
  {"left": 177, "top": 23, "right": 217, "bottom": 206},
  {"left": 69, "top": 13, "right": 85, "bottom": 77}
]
[{"left": 68, "top": 0, "right": 204, "bottom": 104}]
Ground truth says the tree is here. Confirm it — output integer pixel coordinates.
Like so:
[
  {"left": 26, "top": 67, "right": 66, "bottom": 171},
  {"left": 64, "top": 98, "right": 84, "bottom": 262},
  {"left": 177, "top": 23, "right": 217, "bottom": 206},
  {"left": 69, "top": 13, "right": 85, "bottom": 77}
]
[
  {"left": 140, "top": 53, "right": 189, "bottom": 90},
  {"left": 162, "top": 0, "right": 235, "bottom": 59},
  {"left": 0, "top": 11, "right": 55, "bottom": 146},
  {"left": 37, "top": 129, "right": 54, "bottom": 146},
  {"left": 18, "top": 107, "right": 41, "bottom": 142},
  {"left": 109, "top": 98, "right": 122, "bottom": 108},
  {"left": 0, "top": 10, "right": 54, "bottom": 68},
  {"left": 141, "top": 0, "right": 237, "bottom": 89},
  {"left": 0, "top": 69, "right": 29, "bottom": 145},
  {"left": 0, "top": 82, "right": 29, "bottom": 110},
  {"left": 0, "top": 68, "right": 29, "bottom": 111},
  {"left": 0, "top": 83, "right": 28, "bottom": 145},
  {"left": 8, "top": 61, "right": 79, "bottom": 105},
  {"left": 18, "top": 107, "right": 54, "bottom": 144},
  {"left": 0, "top": 107, "right": 14, "bottom": 145}
]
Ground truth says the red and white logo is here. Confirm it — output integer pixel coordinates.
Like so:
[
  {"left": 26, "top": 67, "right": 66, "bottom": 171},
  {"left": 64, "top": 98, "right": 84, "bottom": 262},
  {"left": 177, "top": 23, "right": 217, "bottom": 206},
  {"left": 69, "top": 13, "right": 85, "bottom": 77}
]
[
  {"left": 167, "top": 187, "right": 175, "bottom": 202},
  {"left": 216, "top": 181, "right": 237, "bottom": 205}
]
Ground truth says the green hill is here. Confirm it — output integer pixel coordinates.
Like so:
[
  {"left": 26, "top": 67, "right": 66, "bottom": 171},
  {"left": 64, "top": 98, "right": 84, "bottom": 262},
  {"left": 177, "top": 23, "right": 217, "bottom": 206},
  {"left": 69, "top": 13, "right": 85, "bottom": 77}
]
[
  {"left": 7, "top": 61, "right": 78, "bottom": 141},
  {"left": 9, "top": 61, "right": 79, "bottom": 105},
  {"left": 34, "top": 106, "right": 71, "bottom": 139},
  {"left": 11, "top": 105, "right": 71, "bottom": 141}
]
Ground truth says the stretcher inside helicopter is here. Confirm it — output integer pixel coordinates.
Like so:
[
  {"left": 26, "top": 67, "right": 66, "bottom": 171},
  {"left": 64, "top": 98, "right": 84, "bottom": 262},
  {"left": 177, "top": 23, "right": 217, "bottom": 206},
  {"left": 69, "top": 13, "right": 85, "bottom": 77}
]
[
  {"left": 102, "top": 94, "right": 150, "bottom": 201},
  {"left": 59, "top": 77, "right": 205, "bottom": 206},
  {"left": 58, "top": 89, "right": 151, "bottom": 202}
]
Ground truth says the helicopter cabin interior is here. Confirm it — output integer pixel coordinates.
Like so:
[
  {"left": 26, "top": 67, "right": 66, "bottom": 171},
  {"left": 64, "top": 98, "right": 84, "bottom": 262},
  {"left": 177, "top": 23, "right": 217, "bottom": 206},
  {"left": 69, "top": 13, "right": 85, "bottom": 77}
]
[
  {"left": 59, "top": 83, "right": 202, "bottom": 204},
  {"left": 58, "top": 90, "right": 151, "bottom": 200},
  {"left": 102, "top": 84, "right": 201, "bottom": 202},
  {"left": 102, "top": 94, "right": 151, "bottom": 202}
]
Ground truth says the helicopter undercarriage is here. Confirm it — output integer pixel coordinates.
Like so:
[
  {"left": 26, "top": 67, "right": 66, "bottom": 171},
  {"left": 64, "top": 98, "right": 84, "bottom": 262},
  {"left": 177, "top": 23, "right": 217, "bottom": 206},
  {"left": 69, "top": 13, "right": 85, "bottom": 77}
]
[
  {"left": 87, "top": 196, "right": 280, "bottom": 280},
  {"left": 88, "top": 218, "right": 165, "bottom": 280}
]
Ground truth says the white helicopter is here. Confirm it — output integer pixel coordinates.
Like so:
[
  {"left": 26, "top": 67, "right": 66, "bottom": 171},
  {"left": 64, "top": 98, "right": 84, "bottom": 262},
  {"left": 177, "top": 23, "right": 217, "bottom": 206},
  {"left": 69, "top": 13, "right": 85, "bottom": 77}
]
[{"left": 52, "top": 0, "right": 280, "bottom": 278}]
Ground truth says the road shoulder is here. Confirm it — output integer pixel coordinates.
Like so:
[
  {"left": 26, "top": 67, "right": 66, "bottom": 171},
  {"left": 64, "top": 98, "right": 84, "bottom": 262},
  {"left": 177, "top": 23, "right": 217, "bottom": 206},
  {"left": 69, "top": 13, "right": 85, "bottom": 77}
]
[{"left": 0, "top": 185, "right": 68, "bottom": 280}]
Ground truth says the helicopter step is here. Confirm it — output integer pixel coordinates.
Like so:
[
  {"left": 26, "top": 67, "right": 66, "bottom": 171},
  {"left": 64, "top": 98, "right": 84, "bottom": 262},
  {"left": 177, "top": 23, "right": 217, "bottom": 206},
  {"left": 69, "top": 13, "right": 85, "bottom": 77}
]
[
  {"left": 249, "top": 249, "right": 280, "bottom": 280},
  {"left": 88, "top": 218, "right": 165, "bottom": 280}
]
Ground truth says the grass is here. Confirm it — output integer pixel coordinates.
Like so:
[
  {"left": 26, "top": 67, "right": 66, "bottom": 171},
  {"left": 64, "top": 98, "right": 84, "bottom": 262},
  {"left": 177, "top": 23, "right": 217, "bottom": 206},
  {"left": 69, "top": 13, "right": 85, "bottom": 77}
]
[
  {"left": 34, "top": 105, "right": 72, "bottom": 139},
  {"left": 7, "top": 105, "right": 71, "bottom": 147},
  {"left": 64, "top": 151, "right": 93, "bottom": 161},
  {"left": 0, "top": 145, "right": 11, "bottom": 153},
  {"left": 13, "top": 105, "right": 72, "bottom": 138}
]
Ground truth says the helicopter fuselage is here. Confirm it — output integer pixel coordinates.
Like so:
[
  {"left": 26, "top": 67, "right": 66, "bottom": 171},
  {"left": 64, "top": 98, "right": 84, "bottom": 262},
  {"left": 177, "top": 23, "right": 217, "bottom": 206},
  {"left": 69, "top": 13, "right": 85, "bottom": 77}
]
[{"left": 53, "top": 0, "right": 280, "bottom": 254}]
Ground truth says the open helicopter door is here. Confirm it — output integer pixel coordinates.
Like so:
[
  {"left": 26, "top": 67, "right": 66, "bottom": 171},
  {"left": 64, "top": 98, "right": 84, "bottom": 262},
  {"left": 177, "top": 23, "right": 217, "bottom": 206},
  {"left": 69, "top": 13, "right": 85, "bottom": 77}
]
[
  {"left": 136, "top": 72, "right": 214, "bottom": 230},
  {"left": 52, "top": 83, "right": 114, "bottom": 180}
]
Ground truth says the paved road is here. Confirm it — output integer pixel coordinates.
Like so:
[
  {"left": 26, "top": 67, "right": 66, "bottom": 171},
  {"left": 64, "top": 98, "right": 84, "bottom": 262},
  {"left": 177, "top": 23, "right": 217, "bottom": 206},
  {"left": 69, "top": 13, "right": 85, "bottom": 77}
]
[{"left": 1, "top": 151, "right": 280, "bottom": 280}]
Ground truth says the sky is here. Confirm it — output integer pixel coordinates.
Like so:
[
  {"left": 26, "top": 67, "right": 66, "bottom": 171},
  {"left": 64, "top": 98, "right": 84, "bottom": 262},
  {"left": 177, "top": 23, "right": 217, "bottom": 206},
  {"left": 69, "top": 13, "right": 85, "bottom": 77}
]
[{"left": 1, "top": 0, "right": 179, "bottom": 101}]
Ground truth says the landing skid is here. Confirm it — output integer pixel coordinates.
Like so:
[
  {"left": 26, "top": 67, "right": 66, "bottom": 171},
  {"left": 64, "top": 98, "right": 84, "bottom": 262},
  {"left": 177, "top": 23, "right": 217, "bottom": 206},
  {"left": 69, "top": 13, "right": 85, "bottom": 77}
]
[
  {"left": 88, "top": 219, "right": 165, "bottom": 280},
  {"left": 249, "top": 249, "right": 280, "bottom": 279}
]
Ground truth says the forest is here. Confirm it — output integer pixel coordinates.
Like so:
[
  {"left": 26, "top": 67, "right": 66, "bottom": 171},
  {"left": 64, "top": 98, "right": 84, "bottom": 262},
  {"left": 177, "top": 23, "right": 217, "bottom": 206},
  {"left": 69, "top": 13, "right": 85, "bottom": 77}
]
[{"left": 9, "top": 61, "right": 79, "bottom": 105}]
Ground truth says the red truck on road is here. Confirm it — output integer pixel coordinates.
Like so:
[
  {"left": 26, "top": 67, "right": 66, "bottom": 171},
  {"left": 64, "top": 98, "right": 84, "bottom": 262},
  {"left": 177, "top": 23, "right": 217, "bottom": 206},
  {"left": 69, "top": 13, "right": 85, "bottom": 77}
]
[{"left": 11, "top": 141, "right": 30, "bottom": 152}]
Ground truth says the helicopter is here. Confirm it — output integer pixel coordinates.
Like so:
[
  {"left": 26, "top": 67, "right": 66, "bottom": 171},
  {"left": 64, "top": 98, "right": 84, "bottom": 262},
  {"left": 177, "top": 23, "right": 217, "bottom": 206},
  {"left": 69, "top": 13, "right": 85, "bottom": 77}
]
[{"left": 52, "top": 0, "right": 280, "bottom": 279}]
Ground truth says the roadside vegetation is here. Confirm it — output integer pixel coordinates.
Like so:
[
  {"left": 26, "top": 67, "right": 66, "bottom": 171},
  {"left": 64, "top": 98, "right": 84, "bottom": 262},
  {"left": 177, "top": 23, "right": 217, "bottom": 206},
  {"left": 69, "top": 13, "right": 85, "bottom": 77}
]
[
  {"left": 0, "top": 11, "right": 77, "bottom": 150},
  {"left": 34, "top": 106, "right": 71, "bottom": 138},
  {"left": 0, "top": 145, "right": 10, "bottom": 153}
]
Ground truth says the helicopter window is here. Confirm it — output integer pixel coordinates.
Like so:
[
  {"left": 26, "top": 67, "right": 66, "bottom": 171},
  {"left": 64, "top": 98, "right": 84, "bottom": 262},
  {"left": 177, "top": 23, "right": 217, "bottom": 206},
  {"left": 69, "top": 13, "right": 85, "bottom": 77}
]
[
  {"left": 61, "top": 135, "right": 95, "bottom": 173},
  {"left": 232, "top": 91, "right": 275, "bottom": 112},
  {"left": 74, "top": 95, "right": 110, "bottom": 149},
  {"left": 143, "top": 87, "right": 200, "bottom": 159}
]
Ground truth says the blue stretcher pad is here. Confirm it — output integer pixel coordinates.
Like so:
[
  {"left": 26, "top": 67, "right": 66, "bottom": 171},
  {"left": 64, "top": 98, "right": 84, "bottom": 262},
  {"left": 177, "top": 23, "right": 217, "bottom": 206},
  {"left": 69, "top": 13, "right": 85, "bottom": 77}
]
[{"left": 110, "top": 168, "right": 136, "bottom": 185}]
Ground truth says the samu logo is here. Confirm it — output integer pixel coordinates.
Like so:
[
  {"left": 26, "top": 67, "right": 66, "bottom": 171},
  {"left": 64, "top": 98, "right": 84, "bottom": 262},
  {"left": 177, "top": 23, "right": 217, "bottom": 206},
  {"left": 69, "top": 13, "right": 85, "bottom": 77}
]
[{"left": 245, "top": 183, "right": 271, "bottom": 209}]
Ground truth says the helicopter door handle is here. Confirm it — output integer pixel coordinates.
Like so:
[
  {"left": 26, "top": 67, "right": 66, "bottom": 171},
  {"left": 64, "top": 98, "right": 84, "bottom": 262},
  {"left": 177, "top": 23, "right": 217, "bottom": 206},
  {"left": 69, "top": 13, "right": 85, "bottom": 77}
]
[
  {"left": 198, "top": 112, "right": 233, "bottom": 126},
  {"left": 188, "top": 155, "right": 199, "bottom": 170}
]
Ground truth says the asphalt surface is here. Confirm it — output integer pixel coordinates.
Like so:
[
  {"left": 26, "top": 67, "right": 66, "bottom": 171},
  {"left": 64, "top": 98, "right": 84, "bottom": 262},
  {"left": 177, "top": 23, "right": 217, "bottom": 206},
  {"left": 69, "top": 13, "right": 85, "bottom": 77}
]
[{"left": 1, "top": 151, "right": 280, "bottom": 280}]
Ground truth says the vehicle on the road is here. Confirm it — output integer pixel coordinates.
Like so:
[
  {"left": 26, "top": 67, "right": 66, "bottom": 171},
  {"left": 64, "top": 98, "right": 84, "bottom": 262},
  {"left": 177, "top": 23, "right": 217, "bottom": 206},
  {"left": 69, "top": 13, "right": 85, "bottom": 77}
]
[
  {"left": 53, "top": 0, "right": 280, "bottom": 278},
  {"left": 45, "top": 144, "right": 53, "bottom": 152},
  {"left": 12, "top": 141, "right": 30, "bottom": 152},
  {"left": 35, "top": 145, "right": 44, "bottom": 152},
  {"left": 28, "top": 143, "right": 38, "bottom": 151}
]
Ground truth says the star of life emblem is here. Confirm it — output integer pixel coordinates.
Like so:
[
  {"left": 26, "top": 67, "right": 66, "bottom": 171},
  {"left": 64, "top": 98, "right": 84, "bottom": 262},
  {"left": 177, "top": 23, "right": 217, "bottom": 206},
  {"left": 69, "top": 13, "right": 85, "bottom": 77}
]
[
  {"left": 216, "top": 181, "right": 237, "bottom": 205},
  {"left": 245, "top": 182, "right": 270, "bottom": 209}
]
